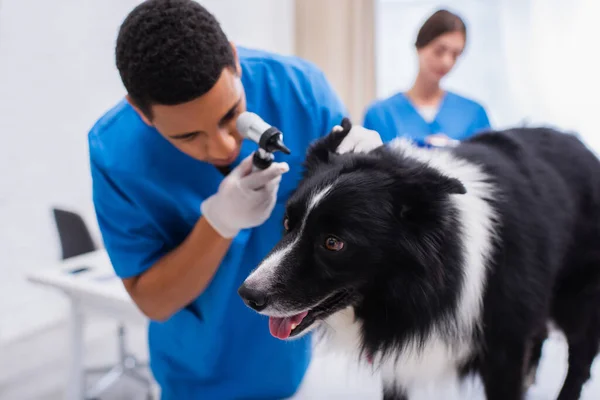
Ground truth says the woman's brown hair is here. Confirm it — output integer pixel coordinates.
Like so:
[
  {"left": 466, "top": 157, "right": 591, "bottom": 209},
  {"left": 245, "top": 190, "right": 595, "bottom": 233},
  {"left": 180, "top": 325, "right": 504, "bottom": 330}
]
[{"left": 415, "top": 9, "right": 467, "bottom": 49}]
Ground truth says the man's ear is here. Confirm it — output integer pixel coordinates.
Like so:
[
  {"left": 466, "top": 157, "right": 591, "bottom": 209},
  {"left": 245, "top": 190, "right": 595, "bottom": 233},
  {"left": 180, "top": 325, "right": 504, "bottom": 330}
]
[
  {"left": 303, "top": 117, "right": 353, "bottom": 175},
  {"left": 230, "top": 42, "right": 242, "bottom": 77},
  {"left": 126, "top": 95, "right": 152, "bottom": 126}
]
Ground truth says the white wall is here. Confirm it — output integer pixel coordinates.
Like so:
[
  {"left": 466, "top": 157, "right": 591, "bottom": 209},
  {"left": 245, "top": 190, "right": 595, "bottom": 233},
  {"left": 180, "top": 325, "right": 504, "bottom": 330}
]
[
  {"left": 0, "top": 0, "right": 294, "bottom": 343},
  {"left": 200, "top": 0, "right": 295, "bottom": 56}
]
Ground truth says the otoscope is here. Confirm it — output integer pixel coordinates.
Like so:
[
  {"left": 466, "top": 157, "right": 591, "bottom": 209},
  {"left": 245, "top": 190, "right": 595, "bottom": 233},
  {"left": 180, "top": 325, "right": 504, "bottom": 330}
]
[{"left": 236, "top": 112, "right": 291, "bottom": 171}]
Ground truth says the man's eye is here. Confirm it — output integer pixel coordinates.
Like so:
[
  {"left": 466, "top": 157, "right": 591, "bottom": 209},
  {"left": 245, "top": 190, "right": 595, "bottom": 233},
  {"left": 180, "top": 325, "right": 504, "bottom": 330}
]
[
  {"left": 221, "top": 107, "right": 241, "bottom": 127},
  {"left": 177, "top": 132, "right": 198, "bottom": 141},
  {"left": 184, "top": 132, "right": 209, "bottom": 142},
  {"left": 223, "top": 109, "right": 237, "bottom": 123}
]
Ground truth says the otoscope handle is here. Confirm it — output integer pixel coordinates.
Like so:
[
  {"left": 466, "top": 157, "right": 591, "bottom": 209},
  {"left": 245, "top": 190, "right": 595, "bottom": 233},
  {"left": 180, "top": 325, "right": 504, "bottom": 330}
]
[{"left": 251, "top": 150, "right": 274, "bottom": 173}]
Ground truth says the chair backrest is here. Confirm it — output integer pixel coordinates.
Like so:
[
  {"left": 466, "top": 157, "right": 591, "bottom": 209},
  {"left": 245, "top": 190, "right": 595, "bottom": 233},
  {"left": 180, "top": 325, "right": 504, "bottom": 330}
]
[{"left": 52, "top": 208, "right": 97, "bottom": 260}]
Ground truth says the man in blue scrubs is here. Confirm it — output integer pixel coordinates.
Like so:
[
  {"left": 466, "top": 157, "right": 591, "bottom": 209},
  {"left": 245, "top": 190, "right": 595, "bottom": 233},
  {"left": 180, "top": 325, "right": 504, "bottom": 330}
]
[{"left": 87, "top": 1, "right": 381, "bottom": 398}]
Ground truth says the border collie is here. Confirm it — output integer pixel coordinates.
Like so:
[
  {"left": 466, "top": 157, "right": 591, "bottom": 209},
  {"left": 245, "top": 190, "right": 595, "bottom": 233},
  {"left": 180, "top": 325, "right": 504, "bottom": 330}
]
[{"left": 238, "top": 120, "right": 600, "bottom": 400}]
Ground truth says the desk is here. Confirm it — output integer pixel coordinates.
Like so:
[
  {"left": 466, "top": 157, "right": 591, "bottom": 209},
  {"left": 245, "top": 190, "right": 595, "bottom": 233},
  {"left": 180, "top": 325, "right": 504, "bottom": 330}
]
[{"left": 26, "top": 249, "right": 149, "bottom": 400}]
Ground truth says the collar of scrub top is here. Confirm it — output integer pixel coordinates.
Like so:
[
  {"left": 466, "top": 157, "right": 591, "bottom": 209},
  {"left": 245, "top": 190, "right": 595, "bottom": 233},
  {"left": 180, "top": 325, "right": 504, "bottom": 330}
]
[{"left": 399, "top": 92, "right": 453, "bottom": 148}]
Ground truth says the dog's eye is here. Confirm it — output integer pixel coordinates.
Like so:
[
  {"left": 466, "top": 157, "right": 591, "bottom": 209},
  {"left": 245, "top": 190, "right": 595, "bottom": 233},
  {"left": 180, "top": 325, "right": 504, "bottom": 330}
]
[
  {"left": 283, "top": 217, "right": 290, "bottom": 232},
  {"left": 324, "top": 236, "right": 344, "bottom": 251}
]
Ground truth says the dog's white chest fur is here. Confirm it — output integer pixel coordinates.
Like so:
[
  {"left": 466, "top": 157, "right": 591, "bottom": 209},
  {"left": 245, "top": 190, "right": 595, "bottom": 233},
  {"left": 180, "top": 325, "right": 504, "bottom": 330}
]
[
  {"left": 324, "top": 308, "right": 472, "bottom": 391},
  {"left": 380, "top": 334, "right": 469, "bottom": 386}
]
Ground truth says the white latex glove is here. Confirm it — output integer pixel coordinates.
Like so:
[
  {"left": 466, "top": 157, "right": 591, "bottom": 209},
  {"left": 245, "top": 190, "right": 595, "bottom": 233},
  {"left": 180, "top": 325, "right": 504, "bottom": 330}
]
[
  {"left": 334, "top": 120, "right": 383, "bottom": 154},
  {"left": 425, "top": 133, "right": 460, "bottom": 148},
  {"left": 200, "top": 154, "right": 289, "bottom": 239}
]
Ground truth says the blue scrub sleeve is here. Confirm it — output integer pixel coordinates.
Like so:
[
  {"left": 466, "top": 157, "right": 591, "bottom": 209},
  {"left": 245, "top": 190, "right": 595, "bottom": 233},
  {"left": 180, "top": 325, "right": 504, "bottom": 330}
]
[
  {"left": 311, "top": 70, "right": 348, "bottom": 137},
  {"left": 91, "top": 159, "right": 167, "bottom": 279}
]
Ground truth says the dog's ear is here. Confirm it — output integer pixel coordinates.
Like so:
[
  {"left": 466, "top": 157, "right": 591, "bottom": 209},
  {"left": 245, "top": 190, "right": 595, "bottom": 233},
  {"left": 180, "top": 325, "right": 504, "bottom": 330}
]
[
  {"left": 400, "top": 161, "right": 466, "bottom": 197},
  {"left": 391, "top": 164, "right": 466, "bottom": 222},
  {"left": 303, "top": 117, "right": 353, "bottom": 176},
  {"left": 413, "top": 169, "right": 467, "bottom": 197},
  {"left": 378, "top": 147, "right": 466, "bottom": 200}
]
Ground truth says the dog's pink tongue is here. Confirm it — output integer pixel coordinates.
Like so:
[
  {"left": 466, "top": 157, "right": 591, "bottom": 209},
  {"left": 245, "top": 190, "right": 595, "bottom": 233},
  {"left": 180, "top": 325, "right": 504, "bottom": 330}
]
[{"left": 268, "top": 311, "right": 308, "bottom": 339}]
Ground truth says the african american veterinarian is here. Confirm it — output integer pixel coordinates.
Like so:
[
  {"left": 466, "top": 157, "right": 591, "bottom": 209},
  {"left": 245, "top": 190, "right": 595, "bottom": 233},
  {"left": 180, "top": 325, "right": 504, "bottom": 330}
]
[
  {"left": 363, "top": 9, "right": 491, "bottom": 148},
  {"left": 87, "top": 1, "right": 382, "bottom": 399}
]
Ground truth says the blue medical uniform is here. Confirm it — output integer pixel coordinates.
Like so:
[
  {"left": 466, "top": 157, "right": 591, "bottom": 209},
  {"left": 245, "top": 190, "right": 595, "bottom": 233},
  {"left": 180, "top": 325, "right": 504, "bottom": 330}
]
[
  {"left": 363, "top": 91, "right": 491, "bottom": 146},
  {"left": 88, "top": 47, "right": 347, "bottom": 400}
]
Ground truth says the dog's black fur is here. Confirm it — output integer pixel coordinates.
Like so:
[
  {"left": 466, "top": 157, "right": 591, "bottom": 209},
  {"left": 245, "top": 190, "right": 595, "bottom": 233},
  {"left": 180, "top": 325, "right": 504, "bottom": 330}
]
[{"left": 239, "top": 121, "right": 600, "bottom": 400}]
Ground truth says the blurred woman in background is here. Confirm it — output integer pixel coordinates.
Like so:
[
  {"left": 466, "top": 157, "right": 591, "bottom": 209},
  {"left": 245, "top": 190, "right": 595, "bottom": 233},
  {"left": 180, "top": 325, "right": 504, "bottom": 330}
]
[{"left": 363, "top": 9, "right": 491, "bottom": 147}]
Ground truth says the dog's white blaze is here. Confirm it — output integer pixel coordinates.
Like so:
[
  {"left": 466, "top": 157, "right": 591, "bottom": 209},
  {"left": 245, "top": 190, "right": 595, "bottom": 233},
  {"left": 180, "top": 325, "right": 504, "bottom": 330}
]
[
  {"left": 308, "top": 184, "right": 333, "bottom": 211},
  {"left": 244, "top": 238, "right": 297, "bottom": 296},
  {"left": 243, "top": 184, "right": 334, "bottom": 316},
  {"left": 324, "top": 138, "right": 498, "bottom": 393}
]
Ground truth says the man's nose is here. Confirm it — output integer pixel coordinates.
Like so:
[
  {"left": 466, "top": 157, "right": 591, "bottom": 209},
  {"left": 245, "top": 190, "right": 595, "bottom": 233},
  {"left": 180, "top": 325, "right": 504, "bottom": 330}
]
[
  {"left": 238, "top": 283, "right": 270, "bottom": 312},
  {"left": 208, "top": 128, "right": 237, "bottom": 158}
]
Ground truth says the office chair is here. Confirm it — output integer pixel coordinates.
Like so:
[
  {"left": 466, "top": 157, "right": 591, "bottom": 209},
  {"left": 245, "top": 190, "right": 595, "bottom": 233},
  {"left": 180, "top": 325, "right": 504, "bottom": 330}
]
[{"left": 52, "top": 208, "right": 154, "bottom": 400}]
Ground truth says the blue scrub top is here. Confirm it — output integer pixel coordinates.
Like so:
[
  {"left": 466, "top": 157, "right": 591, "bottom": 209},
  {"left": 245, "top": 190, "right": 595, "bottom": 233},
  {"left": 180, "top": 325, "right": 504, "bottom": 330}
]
[
  {"left": 88, "top": 47, "right": 347, "bottom": 400},
  {"left": 363, "top": 91, "right": 491, "bottom": 146}
]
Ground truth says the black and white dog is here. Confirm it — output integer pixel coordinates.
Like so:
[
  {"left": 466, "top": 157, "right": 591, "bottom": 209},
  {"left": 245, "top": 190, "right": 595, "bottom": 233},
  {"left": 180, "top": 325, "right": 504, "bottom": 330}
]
[{"left": 238, "top": 120, "right": 600, "bottom": 400}]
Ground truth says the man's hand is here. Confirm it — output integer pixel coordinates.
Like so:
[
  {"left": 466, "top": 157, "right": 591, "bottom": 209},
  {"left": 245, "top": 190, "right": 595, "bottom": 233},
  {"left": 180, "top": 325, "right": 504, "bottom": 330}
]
[
  {"left": 123, "top": 154, "right": 289, "bottom": 321},
  {"left": 201, "top": 154, "right": 289, "bottom": 239},
  {"left": 334, "top": 118, "right": 383, "bottom": 154}
]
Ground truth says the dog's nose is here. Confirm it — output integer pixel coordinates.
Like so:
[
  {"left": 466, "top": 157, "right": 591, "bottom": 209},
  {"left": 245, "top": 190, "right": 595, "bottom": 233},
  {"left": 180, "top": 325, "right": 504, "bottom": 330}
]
[{"left": 238, "top": 283, "right": 269, "bottom": 312}]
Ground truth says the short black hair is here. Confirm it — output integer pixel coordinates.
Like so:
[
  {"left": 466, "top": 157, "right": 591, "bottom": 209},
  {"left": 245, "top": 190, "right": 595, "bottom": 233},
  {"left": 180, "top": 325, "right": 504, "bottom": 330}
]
[{"left": 115, "top": 0, "right": 236, "bottom": 118}]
